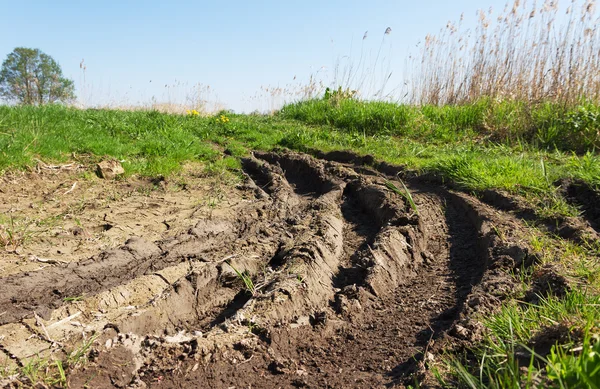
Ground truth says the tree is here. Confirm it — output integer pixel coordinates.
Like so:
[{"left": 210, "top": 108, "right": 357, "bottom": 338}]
[{"left": 0, "top": 47, "right": 75, "bottom": 105}]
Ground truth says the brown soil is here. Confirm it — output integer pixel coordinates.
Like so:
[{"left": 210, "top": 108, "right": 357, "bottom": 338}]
[
  {"left": 556, "top": 178, "right": 600, "bottom": 232},
  {"left": 0, "top": 161, "right": 242, "bottom": 277},
  {"left": 0, "top": 151, "right": 537, "bottom": 388}
]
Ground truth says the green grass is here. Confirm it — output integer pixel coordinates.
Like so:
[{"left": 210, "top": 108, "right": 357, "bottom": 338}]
[
  {"left": 438, "top": 290, "right": 600, "bottom": 388},
  {"left": 3, "top": 335, "right": 98, "bottom": 388},
  {"left": 1, "top": 103, "right": 600, "bottom": 221},
  {"left": 280, "top": 97, "right": 600, "bottom": 153},
  {"left": 385, "top": 180, "right": 419, "bottom": 215},
  {"left": 546, "top": 332, "right": 600, "bottom": 388},
  {"left": 225, "top": 260, "right": 256, "bottom": 296},
  {"left": 280, "top": 97, "right": 482, "bottom": 141},
  {"left": 0, "top": 105, "right": 220, "bottom": 176},
  {"left": 0, "top": 214, "right": 36, "bottom": 251}
]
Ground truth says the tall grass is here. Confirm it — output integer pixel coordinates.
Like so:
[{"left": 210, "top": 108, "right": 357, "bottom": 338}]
[
  {"left": 246, "top": 27, "right": 395, "bottom": 114},
  {"left": 281, "top": 96, "right": 600, "bottom": 152},
  {"left": 331, "top": 27, "right": 394, "bottom": 100},
  {"left": 246, "top": 75, "right": 325, "bottom": 114},
  {"left": 442, "top": 290, "right": 600, "bottom": 388},
  {"left": 408, "top": 0, "right": 600, "bottom": 106}
]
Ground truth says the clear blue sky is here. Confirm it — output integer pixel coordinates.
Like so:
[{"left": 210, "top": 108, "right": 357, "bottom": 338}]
[{"left": 0, "top": 0, "right": 506, "bottom": 112}]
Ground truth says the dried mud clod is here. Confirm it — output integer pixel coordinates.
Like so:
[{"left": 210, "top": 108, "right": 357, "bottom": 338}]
[
  {"left": 524, "top": 264, "right": 571, "bottom": 304},
  {"left": 556, "top": 178, "right": 600, "bottom": 230},
  {"left": 514, "top": 323, "right": 584, "bottom": 370},
  {"left": 0, "top": 150, "right": 537, "bottom": 388}
]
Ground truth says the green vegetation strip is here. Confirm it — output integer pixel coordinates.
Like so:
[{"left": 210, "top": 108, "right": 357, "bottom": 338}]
[
  {"left": 2, "top": 102, "right": 599, "bottom": 184},
  {"left": 2, "top": 102, "right": 599, "bottom": 219},
  {"left": 438, "top": 291, "right": 600, "bottom": 388}
]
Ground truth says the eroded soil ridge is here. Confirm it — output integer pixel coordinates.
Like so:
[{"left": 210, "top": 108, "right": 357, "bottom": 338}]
[{"left": 0, "top": 151, "right": 533, "bottom": 388}]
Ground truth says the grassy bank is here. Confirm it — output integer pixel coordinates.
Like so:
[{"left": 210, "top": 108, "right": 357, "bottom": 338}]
[
  {"left": 2, "top": 103, "right": 599, "bottom": 216},
  {"left": 2, "top": 103, "right": 600, "bottom": 181},
  {"left": 281, "top": 97, "right": 600, "bottom": 153},
  {"left": 437, "top": 290, "right": 600, "bottom": 388}
]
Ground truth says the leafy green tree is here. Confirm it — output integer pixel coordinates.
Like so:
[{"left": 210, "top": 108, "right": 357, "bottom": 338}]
[{"left": 0, "top": 47, "right": 75, "bottom": 105}]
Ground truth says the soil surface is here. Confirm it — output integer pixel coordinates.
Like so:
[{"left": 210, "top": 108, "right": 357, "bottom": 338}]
[{"left": 0, "top": 151, "right": 542, "bottom": 388}]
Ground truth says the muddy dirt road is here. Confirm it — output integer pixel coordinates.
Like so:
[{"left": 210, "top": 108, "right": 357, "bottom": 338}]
[{"left": 0, "top": 151, "right": 539, "bottom": 388}]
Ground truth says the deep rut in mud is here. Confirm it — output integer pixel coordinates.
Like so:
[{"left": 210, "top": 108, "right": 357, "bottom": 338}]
[{"left": 0, "top": 151, "right": 534, "bottom": 388}]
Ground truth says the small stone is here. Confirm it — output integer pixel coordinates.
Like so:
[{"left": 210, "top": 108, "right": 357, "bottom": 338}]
[
  {"left": 290, "top": 315, "right": 311, "bottom": 329},
  {"left": 163, "top": 331, "right": 193, "bottom": 344},
  {"left": 96, "top": 160, "right": 125, "bottom": 179},
  {"left": 453, "top": 325, "right": 469, "bottom": 339},
  {"left": 268, "top": 359, "right": 289, "bottom": 375}
]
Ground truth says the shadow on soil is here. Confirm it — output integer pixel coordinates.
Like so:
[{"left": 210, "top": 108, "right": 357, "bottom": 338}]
[{"left": 388, "top": 196, "right": 486, "bottom": 385}]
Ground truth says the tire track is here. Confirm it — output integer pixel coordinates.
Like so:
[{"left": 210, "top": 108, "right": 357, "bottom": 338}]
[{"left": 0, "top": 151, "right": 534, "bottom": 389}]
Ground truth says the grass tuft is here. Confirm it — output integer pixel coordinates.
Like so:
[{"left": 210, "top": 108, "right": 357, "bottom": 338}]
[
  {"left": 442, "top": 290, "right": 600, "bottom": 388},
  {"left": 225, "top": 260, "right": 256, "bottom": 296},
  {"left": 385, "top": 180, "right": 419, "bottom": 216},
  {"left": 0, "top": 215, "right": 34, "bottom": 251}
]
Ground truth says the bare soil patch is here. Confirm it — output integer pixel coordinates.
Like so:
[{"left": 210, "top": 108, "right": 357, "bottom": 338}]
[
  {"left": 0, "top": 162, "right": 241, "bottom": 277},
  {"left": 1, "top": 152, "right": 538, "bottom": 388},
  {"left": 556, "top": 178, "right": 600, "bottom": 233}
]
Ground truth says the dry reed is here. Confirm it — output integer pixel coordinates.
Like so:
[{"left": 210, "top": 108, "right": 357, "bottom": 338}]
[
  {"left": 408, "top": 0, "right": 600, "bottom": 106},
  {"left": 74, "top": 61, "right": 224, "bottom": 115}
]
